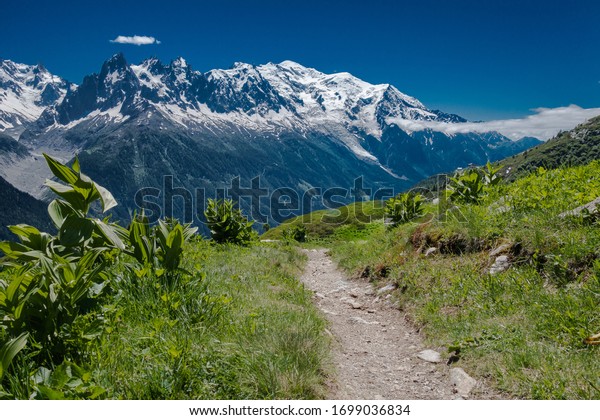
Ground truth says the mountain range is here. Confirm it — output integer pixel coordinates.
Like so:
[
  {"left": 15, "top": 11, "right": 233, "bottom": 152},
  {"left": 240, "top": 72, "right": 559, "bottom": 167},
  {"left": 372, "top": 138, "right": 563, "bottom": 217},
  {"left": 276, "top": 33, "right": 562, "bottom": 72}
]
[{"left": 0, "top": 54, "right": 541, "bottom": 226}]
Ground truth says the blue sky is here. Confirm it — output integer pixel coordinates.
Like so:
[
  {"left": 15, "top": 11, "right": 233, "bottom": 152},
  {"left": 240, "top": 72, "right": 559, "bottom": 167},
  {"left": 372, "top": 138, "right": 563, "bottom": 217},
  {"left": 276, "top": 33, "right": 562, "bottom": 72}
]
[{"left": 1, "top": 0, "right": 599, "bottom": 122}]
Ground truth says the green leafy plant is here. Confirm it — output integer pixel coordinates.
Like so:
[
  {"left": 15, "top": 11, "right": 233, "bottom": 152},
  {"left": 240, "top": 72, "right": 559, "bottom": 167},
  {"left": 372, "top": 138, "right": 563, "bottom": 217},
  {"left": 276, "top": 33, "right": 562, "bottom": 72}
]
[
  {"left": 0, "top": 155, "right": 122, "bottom": 368},
  {"left": 204, "top": 199, "right": 254, "bottom": 245},
  {"left": 282, "top": 224, "right": 307, "bottom": 243},
  {"left": 31, "top": 361, "right": 105, "bottom": 399},
  {"left": 446, "top": 163, "right": 503, "bottom": 204},
  {"left": 483, "top": 161, "right": 502, "bottom": 187},
  {"left": 0, "top": 155, "right": 125, "bottom": 269},
  {"left": 385, "top": 192, "right": 424, "bottom": 227},
  {"left": 126, "top": 214, "right": 198, "bottom": 278},
  {"left": 0, "top": 332, "right": 28, "bottom": 397},
  {"left": 447, "top": 169, "right": 485, "bottom": 204}
]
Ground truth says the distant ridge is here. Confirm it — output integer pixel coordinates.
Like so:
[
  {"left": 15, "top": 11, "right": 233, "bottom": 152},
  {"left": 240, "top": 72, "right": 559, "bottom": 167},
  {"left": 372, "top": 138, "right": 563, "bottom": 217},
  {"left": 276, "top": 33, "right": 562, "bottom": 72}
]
[{"left": 501, "top": 115, "right": 600, "bottom": 179}]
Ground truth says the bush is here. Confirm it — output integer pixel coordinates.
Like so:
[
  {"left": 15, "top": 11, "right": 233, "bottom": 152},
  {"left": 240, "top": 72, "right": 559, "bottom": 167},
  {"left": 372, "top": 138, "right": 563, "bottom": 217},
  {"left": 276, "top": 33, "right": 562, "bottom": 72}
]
[
  {"left": 204, "top": 199, "right": 254, "bottom": 245},
  {"left": 127, "top": 213, "right": 197, "bottom": 280},
  {"left": 446, "top": 162, "right": 502, "bottom": 204},
  {"left": 0, "top": 155, "right": 199, "bottom": 398},
  {"left": 385, "top": 192, "right": 424, "bottom": 227},
  {"left": 283, "top": 225, "right": 307, "bottom": 243}
]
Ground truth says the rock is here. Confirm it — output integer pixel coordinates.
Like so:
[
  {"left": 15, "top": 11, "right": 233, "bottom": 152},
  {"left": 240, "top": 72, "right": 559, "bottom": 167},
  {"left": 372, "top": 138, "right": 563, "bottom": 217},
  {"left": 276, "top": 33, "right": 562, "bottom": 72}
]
[
  {"left": 488, "top": 196, "right": 511, "bottom": 215},
  {"left": 559, "top": 197, "right": 600, "bottom": 218},
  {"left": 349, "top": 291, "right": 359, "bottom": 298},
  {"left": 449, "top": 368, "right": 477, "bottom": 396},
  {"left": 494, "top": 205, "right": 510, "bottom": 214},
  {"left": 489, "top": 255, "right": 510, "bottom": 275},
  {"left": 489, "top": 242, "right": 512, "bottom": 257},
  {"left": 424, "top": 247, "right": 438, "bottom": 257},
  {"left": 348, "top": 300, "right": 362, "bottom": 309},
  {"left": 377, "top": 284, "right": 397, "bottom": 294},
  {"left": 315, "top": 292, "right": 325, "bottom": 299},
  {"left": 348, "top": 316, "right": 379, "bottom": 325},
  {"left": 417, "top": 349, "right": 442, "bottom": 363}
]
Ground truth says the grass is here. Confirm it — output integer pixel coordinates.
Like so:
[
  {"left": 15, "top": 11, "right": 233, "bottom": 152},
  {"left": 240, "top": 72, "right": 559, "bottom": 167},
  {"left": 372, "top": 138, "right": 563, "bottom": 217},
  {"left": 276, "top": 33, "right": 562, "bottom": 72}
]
[
  {"left": 89, "top": 241, "right": 329, "bottom": 399},
  {"left": 262, "top": 200, "right": 386, "bottom": 243},
  {"left": 282, "top": 161, "right": 600, "bottom": 399}
]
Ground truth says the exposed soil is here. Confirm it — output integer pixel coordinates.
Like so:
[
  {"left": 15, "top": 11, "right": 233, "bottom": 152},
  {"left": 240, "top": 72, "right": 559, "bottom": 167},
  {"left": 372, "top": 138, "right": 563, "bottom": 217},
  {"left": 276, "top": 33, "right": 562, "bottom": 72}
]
[{"left": 300, "top": 248, "right": 500, "bottom": 400}]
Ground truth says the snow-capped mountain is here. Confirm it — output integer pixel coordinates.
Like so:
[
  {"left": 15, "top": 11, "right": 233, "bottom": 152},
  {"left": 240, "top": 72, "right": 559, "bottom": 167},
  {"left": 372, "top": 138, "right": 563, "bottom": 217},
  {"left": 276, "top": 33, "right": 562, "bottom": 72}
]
[
  {"left": 0, "top": 54, "right": 539, "bottom": 223},
  {"left": 34, "top": 54, "right": 468, "bottom": 160},
  {"left": 0, "top": 60, "right": 72, "bottom": 132}
]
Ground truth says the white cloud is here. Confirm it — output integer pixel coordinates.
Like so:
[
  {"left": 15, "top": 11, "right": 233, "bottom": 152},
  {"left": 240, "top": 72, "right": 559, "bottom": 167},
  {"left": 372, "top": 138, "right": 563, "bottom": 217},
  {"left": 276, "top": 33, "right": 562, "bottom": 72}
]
[
  {"left": 110, "top": 35, "right": 161, "bottom": 46},
  {"left": 387, "top": 105, "right": 600, "bottom": 141}
]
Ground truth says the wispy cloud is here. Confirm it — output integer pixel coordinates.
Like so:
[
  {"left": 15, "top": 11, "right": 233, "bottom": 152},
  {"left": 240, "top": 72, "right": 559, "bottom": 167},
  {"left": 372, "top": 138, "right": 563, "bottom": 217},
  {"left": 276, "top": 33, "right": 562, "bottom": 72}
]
[
  {"left": 388, "top": 105, "right": 600, "bottom": 140},
  {"left": 110, "top": 35, "right": 161, "bottom": 46}
]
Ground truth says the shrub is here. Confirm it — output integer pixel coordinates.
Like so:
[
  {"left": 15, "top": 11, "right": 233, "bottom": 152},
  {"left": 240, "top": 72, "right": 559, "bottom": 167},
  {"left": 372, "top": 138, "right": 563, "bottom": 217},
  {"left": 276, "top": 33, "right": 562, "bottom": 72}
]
[
  {"left": 204, "top": 199, "right": 254, "bottom": 245},
  {"left": 0, "top": 155, "right": 124, "bottom": 370},
  {"left": 283, "top": 225, "right": 307, "bottom": 243},
  {"left": 385, "top": 192, "right": 424, "bottom": 227},
  {"left": 127, "top": 214, "right": 198, "bottom": 279},
  {"left": 446, "top": 162, "right": 502, "bottom": 204}
]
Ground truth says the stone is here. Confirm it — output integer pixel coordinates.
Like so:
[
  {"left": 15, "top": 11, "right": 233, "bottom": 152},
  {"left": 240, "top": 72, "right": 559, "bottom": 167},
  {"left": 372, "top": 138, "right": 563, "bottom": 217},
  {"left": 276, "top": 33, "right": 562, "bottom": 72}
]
[
  {"left": 424, "top": 247, "right": 438, "bottom": 257},
  {"left": 377, "top": 284, "right": 397, "bottom": 294},
  {"left": 315, "top": 292, "right": 325, "bottom": 299},
  {"left": 449, "top": 368, "right": 477, "bottom": 396},
  {"left": 348, "top": 316, "right": 379, "bottom": 325},
  {"left": 559, "top": 197, "right": 600, "bottom": 218},
  {"left": 489, "top": 242, "right": 512, "bottom": 257},
  {"left": 348, "top": 300, "right": 362, "bottom": 309},
  {"left": 417, "top": 349, "right": 442, "bottom": 363},
  {"left": 489, "top": 255, "right": 510, "bottom": 275}
]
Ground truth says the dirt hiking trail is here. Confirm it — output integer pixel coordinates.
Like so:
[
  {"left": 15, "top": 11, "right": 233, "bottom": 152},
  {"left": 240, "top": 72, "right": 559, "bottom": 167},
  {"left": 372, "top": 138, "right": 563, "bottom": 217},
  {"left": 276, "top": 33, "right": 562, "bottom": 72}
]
[{"left": 300, "top": 248, "right": 499, "bottom": 400}]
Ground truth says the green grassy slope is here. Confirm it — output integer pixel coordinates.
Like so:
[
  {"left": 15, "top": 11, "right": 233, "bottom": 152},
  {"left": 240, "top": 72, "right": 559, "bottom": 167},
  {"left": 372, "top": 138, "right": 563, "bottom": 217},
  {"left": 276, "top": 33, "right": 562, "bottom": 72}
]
[
  {"left": 262, "top": 200, "right": 387, "bottom": 243},
  {"left": 500, "top": 115, "right": 600, "bottom": 179}
]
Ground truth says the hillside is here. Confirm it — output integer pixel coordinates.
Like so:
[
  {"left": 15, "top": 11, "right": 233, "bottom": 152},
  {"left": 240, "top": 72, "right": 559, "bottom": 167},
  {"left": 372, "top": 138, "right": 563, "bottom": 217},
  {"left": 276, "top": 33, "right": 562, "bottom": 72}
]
[
  {"left": 407, "top": 116, "right": 600, "bottom": 193},
  {"left": 500, "top": 115, "right": 600, "bottom": 179},
  {"left": 0, "top": 173, "right": 52, "bottom": 240}
]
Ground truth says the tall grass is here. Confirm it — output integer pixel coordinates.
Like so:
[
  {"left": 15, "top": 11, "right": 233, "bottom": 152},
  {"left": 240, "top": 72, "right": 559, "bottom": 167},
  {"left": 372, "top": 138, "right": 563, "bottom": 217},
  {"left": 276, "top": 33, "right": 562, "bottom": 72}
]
[{"left": 90, "top": 242, "right": 329, "bottom": 399}]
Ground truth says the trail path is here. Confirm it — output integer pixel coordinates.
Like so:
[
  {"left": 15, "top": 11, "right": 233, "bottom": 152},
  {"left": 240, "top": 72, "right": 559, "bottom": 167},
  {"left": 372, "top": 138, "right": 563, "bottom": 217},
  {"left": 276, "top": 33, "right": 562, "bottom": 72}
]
[{"left": 300, "top": 248, "right": 495, "bottom": 400}]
